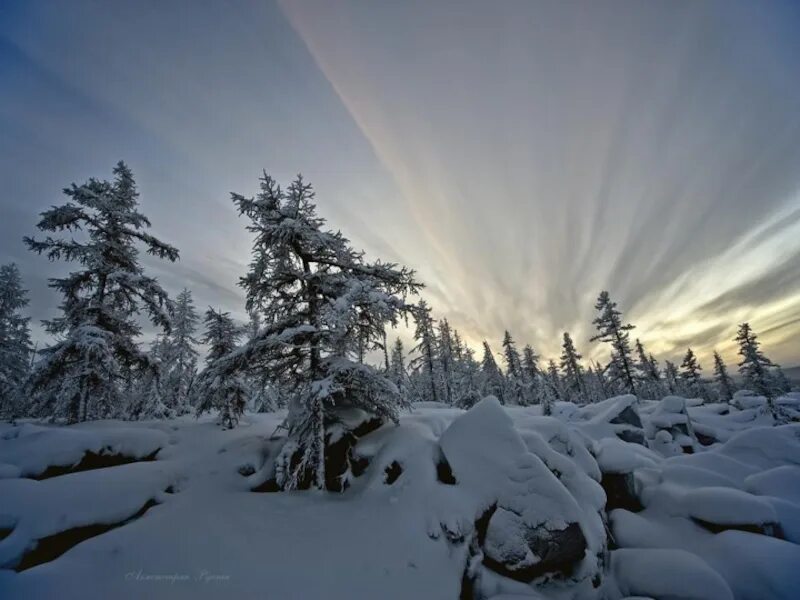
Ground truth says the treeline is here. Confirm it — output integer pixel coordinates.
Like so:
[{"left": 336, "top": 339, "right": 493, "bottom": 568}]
[
  {"left": 0, "top": 164, "right": 795, "bottom": 486},
  {"left": 395, "top": 293, "right": 793, "bottom": 417}
]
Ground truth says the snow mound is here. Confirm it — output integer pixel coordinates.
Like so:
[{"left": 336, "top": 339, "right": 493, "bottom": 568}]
[
  {"left": 0, "top": 424, "right": 168, "bottom": 477},
  {"left": 440, "top": 398, "right": 604, "bottom": 585},
  {"left": 611, "top": 548, "right": 733, "bottom": 600}
]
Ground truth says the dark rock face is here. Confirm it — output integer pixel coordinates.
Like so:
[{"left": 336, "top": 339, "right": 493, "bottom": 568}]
[
  {"left": 692, "top": 517, "right": 784, "bottom": 539},
  {"left": 32, "top": 449, "right": 160, "bottom": 480},
  {"left": 14, "top": 498, "right": 160, "bottom": 572},
  {"left": 611, "top": 405, "right": 643, "bottom": 429},
  {"left": 483, "top": 511, "right": 588, "bottom": 583},
  {"left": 601, "top": 472, "right": 643, "bottom": 512},
  {"left": 384, "top": 461, "right": 402, "bottom": 485}
]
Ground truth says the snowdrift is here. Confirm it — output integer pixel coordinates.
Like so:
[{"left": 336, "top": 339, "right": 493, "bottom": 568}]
[{"left": 0, "top": 393, "right": 798, "bottom": 599}]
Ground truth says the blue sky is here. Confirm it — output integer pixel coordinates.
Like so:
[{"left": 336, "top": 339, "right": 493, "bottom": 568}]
[{"left": 2, "top": 0, "right": 800, "bottom": 367}]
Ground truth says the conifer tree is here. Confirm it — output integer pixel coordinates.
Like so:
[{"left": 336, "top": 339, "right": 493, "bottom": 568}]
[
  {"left": 712, "top": 351, "right": 735, "bottom": 402},
  {"left": 23, "top": 162, "right": 178, "bottom": 422},
  {"left": 198, "top": 173, "right": 420, "bottom": 489},
  {"left": 664, "top": 360, "right": 680, "bottom": 395},
  {"left": 501, "top": 331, "right": 524, "bottom": 404},
  {"left": 521, "top": 343, "right": 541, "bottom": 405},
  {"left": 0, "top": 263, "right": 33, "bottom": 418},
  {"left": 437, "top": 319, "right": 455, "bottom": 404},
  {"left": 542, "top": 359, "right": 561, "bottom": 415},
  {"left": 591, "top": 291, "right": 636, "bottom": 394},
  {"left": 559, "top": 332, "right": 586, "bottom": 403},
  {"left": 389, "top": 338, "right": 407, "bottom": 395},
  {"left": 735, "top": 323, "right": 786, "bottom": 421},
  {"left": 480, "top": 341, "right": 505, "bottom": 402},
  {"left": 195, "top": 308, "right": 248, "bottom": 428},
  {"left": 160, "top": 288, "right": 199, "bottom": 414},
  {"left": 679, "top": 348, "right": 706, "bottom": 400},
  {"left": 410, "top": 300, "right": 441, "bottom": 404},
  {"left": 634, "top": 339, "right": 663, "bottom": 399}
]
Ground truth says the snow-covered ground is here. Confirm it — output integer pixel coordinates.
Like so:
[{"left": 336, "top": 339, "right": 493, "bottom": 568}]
[{"left": 1, "top": 394, "right": 799, "bottom": 599}]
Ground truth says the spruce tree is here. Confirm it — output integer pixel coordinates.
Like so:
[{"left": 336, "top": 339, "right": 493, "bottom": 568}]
[
  {"left": 501, "top": 331, "right": 524, "bottom": 404},
  {"left": 437, "top": 319, "right": 455, "bottom": 404},
  {"left": 542, "top": 359, "right": 561, "bottom": 415},
  {"left": 481, "top": 341, "right": 505, "bottom": 402},
  {"left": 195, "top": 308, "right": 248, "bottom": 428},
  {"left": 160, "top": 288, "right": 199, "bottom": 414},
  {"left": 23, "top": 162, "right": 178, "bottom": 422},
  {"left": 559, "top": 332, "right": 586, "bottom": 403},
  {"left": 389, "top": 338, "right": 407, "bottom": 396},
  {"left": 198, "top": 173, "right": 420, "bottom": 489},
  {"left": 521, "top": 343, "right": 541, "bottom": 405},
  {"left": 0, "top": 263, "right": 33, "bottom": 418},
  {"left": 712, "top": 351, "right": 735, "bottom": 402},
  {"left": 735, "top": 323, "right": 786, "bottom": 420},
  {"left": 591, "top": 291, "right": 636, "bottom": 394},
  {"left": 410, "top": 300, "right": 441, "bottom": 404},
  {"left": 633, "top": 339, "right": 663, "bottom": 399},
  {"left": 679, "top": 348, "right": 706, "bottom": 400},
  {"left": 664, "top": 360, "right": 680, "bottom": 394}
]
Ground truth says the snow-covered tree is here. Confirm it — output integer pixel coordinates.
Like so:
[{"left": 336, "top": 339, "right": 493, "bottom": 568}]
[
  {"left": 501, "top": 331, "right": 524, "bottom": 404},
  {"left": 127, "top": 338, "right": 171, "bottom": 420},
  {"left": 410, "top": 300, "right": 442, "bottom": 404},
  {"left": 160, "top": 288, "right": 199, "bottom": 414},
  {"left": 197, "top": 173, "right": 420, "bottom": 489},
  {"left": 679, "top": 348, "right": 706, "bottom": 400},
  {"left": 389, "top": 338, "right": 408, "bottom": 396},
  {"left": 23, "top": 162, "right": 178, "bottom": 423},
  {"left": 634, "top": 339, "right": 663, "bottom": 400},
  {"left": 195, "top": 308, "right": 248, "bottom": 428},
  {"left": 481, "top": 340, "right": 505, "bottom": 402},
  {"left": 0, "top": 263, "right": 33, "bottom": 417},
  {"left": 664, "top": 360, "right": 680, "bottom": 394},
  {"left": 712, "top": 351, "right": 735, "bottom": 402},
  {"left": 437, "top": 319, "right": 456, "bottom": 404},
  {"left": 774, "top": 368, "right": 792, "bottom": 394},
  {"left": 542, "top": 359, "right": 561, "bottom": 415},
  {"left": 591, "top": 291, "right": 636, "bottom": 394},
  {"left": 521, "top": 343, "right": 541, "bottom": 405},
  {"left": 735, "top": 323, "right": 786, "bottom": 420},
  {"left": 559, "top": 332, "right": 586, "bottom": 403}
]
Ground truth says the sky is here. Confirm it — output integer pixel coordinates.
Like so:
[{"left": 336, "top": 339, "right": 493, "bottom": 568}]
[{"left": 1, "top": 0, "right": 800, "bottom": 369}]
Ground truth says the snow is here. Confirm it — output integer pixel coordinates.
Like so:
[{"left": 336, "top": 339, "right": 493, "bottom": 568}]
[
  {"left": 611, "top": 548, "right": 733, "bottom": 600},
  {"left": 1, "top": 398, "right": 799, "bottom": 598},
  {"left": 0, "top": 423, "right": 168, "bottom": 477}
]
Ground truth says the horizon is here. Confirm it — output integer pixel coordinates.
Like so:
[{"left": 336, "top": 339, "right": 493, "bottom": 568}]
[{"left": 2, "top": 0, "right": 800, "bottom": 369}]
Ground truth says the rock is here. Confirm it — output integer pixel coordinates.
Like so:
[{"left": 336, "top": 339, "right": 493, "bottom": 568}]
[{"left": 440, "top": 398, "right": 601, "bottom": 584}]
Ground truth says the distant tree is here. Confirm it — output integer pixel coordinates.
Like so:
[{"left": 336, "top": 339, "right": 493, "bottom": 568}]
[
  {"left": 591, "top": 291, "right": 636, "bottom": 394},
  {"left": 521, "top": 344, "right": 542, "bottom": 404},
  {"left": 481, "top": 341, "right": 505, "bottom": 402},
  {"left": 410, "top": 300, "right": 441, "bottom": 404},
  {"left": 735, "top": 323, "right": 786, "bottom": 421},
  {"left": 774, "top": 367, "right": 792, "bottom": 394},
  {"left": 663, "top": 360, "right": 680, "bottom": 395},
  {"left": 437, "top": 319, "right": 456, "bottom": 404},
  {"left": 634, "top": 339, "right": 663, "bottom": 399},
  {"left": 542, "top": 359, "right": 561, "bottom": 415},
  {"left": 23, "top": 162, "right": 178, "bottom": 423},
  {"left": 559, "top": 332, "right": 586, "bottom": 403},
  {"left": 197, "top": 173, "right": 420, "bottom": 489},
  {"left": 160, "top": 288, "right": 199, "bottom": 414},
  {"left": 501, "top": 331, "right": 524, "bottom": 404},
  {"left": 711, "top": 351, "right": 735, "bottom": 402},
  {"left": 679, "top": 348, "right": 706, "bottom": 399},
  {"left": 0, "top": 263, "right": 33, "bottom": 418},
  {"left": 389, "top": 338, "right": 407, "bottom": 396},
  {"left": 195, "top": 308, "right": 248, "bottom": 428}
]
